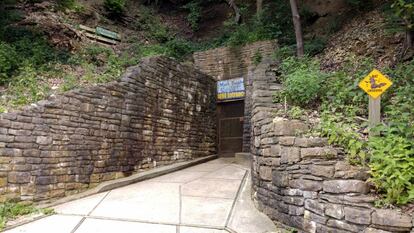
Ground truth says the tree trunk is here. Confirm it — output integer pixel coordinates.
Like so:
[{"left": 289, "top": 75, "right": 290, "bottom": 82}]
[
  {"left": 226, "top": 0, "right": 241, "bottom": 23},
  {"left": 257, "top": 0, "right": 263, "bottom": 14},
  {"left": 289, "top": 0, "right": 304, "bottom": 57},
  {"left": 406, "top": 30, "right": 414, "bottom": 49}
]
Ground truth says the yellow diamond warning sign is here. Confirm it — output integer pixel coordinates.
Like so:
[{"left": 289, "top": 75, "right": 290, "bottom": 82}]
[{"left": 359, "top": 69, "right": 393, "bottom": 99}]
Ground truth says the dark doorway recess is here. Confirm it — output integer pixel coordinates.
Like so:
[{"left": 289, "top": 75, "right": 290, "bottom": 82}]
[{"left": 217, "top": 100, "right": 244, "bottom": 157}]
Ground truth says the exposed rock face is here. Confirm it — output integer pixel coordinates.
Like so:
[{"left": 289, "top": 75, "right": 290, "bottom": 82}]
[
  {"left": 0, "top": 56, "right": 217, "bottom": 202},
  {"left": 249, "top": 61, "right": 413, "bottom": 233}
]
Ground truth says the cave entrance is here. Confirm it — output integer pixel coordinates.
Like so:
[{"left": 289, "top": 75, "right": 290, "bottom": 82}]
[
  {"left": 217, "top": 100, "right": 245, "bottom": 157},
  {"left": 217, "top": 78, "right": 246, "bottom": 157}
]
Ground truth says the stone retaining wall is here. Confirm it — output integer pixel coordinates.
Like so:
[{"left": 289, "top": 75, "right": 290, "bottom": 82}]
[
  {"left": 250, "top": 61, "right": 414, "bottom": 233},
  {"left": 0, "top": 56, "right": 217, "bottom": 202},
  {"left": 193, "top": 40, "right": 277, "bottom": 81}
]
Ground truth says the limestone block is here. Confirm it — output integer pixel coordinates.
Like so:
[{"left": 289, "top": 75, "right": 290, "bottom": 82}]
[
  {"left": 280, "top": 146, "right": 300, "bottom": 164},
  {"left": 301, "top": 147, "right": 338, "bottom": 159},
  {"left": 344, "top": 206, "right": 372, "bottom": 225},
  {"left": 323, "top": 180, "right": 370, "bottom": 194},
  {"left": 334, "top": 161, "right": 370, "bottom": 180},
  {"left": 325, "top": 203, "right": 344, "bottom": 219},
  {"left": 273, "top": 117, "right": 309, "bottom": 136},
  {"left": 272, "top": 171, "right": 289, "bottom": 187},
  {"left": 290, "top": 179, "right": 322, "bottom": 191},
  {"left": 327, "top": 219, "right": 365, "bottom": 232},
  {"left": 363, "top": 228, "right": 392, "bottom": 233},
  {"left": 270, "top": 144, "right": 281, "bottom": 157},
  {"left": 372, "top": 209, "right": 413, "bottom": 231},
  {"left": 305, "top": 199, "right": 325, "bottom": 215},
  {"left": 304, "top": 210, "right": 327, "bottom": 224},
  {"left": 282, "top": 196, "right": 304, "bottom": 206},
  {"left": 279, "top": 137, "right": 296, "bottom": 146},
  {"left": 8, "top": 172, "right": 31, "bottom": 184},
  {"left": 259, "top": 166, "right": 272, "bottom": 181},
  {"left": 294, "top": 137, "right": 328, "bottom": 147},
  {"left": 309, "top": 164, "right": 334, "bottom": 178}
]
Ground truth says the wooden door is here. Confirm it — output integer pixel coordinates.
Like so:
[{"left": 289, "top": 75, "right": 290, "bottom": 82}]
[{"left": 217, "top": 100, "right": 244, "bottom": 157}]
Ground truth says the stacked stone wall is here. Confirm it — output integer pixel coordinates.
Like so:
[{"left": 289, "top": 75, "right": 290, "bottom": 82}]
[
  {"left": 250, "top": 61, "right": 414, "bottom": 233},
  {"left": 193, "top": 40, "right": 277, "bottom": 81},
  {"left": 0, "top": 56, "right": 217, "bottom": 202}
]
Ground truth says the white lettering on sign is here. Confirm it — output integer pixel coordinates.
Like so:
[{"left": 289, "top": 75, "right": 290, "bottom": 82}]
[{"left": 217, "top": 78, "right": 245, "bottom": 100}]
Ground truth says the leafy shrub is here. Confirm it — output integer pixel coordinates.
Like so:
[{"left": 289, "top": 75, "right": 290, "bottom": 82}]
[
  {"left": 0, "top": 201, "right": 54, "bottom": 231},
  {"left": 5, "top": 64, "right": 50, "bottom": 107},
  {"left": 274, "top": 46, "right": 295, "bottom": 60},
  {"left": 0, "top": 42, "right": 18, "bottom": 84},
  {"left": 253, "top": 50, "right": 263, "bottom": 66},
  {"left": 304, "top": 37, "right": 327, "bottom": 56},
  {"left": 276, "top": 57, "right": 324, "bottom": 107},
  {"left": 135, "top": 7, "right": 170, "bottom": 43},
  {"left": 287, "top": 106, "right": 306, "bottom": 120},
  {"left": 104, "top": 0, "right": 125, "bottom": 15},
  {"left": 318, "top": 111, "right": 368, "bottom": 165},
  {"left": 369, "top": 131, "right": 414, "bottom": 205},
  {"left": 183, "top": 0, "right": 202, "bottom": 31},
  {"left": 216, "top": 2, "right": 294, "bottom": 47},
  {"left": 165, "top": 38, "right": 196, "bottom": 60},
  {"left": 56, "top": 0, "right": 76, "bottom": 9}
]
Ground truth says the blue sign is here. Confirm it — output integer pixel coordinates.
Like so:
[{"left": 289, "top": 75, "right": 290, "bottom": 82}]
[{"left": 217, "top": 78, "right": 245, "bottom": 100}]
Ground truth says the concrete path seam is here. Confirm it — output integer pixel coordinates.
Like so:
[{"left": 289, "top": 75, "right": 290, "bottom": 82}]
[
  {"left": 179, "top": 185, "right": 182, "bottom": 225},
  {"left": 87, "top": 191, "right": 111, "bottom": 216},
  {"left": 224, "top": 170, "right": 248, "bottom": 230},
  {"left": 181, "top": 164, "right": 233, "bottom": 184},
  {"left": 179, "top": 194, "right": 236, "bottom": 200},
  {"left": 70, "top": 217, "right": 86, "bottom": 233},
  {"left": 225, "top": 226, "right": 238, "bottom": 233},
  {"left": 58, "top": 213, "right": 229, "bottom": 231}
]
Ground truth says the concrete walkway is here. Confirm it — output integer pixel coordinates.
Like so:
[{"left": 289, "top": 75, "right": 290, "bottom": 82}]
[{"left": 5, "top": 158, "right": 278, "bottom": 233}]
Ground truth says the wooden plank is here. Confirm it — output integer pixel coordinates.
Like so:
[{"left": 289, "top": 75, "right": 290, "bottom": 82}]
[
  {"left": 96, "top": 27, "right": 121, "bottom": 41},
  {"left": 84, "top": 32, "right": 118, "bottom": 45},
  {"left": 79, "top": 24, "right": 95, "bottom": 33},
  {"left": 369, "top": 96, "right": 381, "bottom": 136}
]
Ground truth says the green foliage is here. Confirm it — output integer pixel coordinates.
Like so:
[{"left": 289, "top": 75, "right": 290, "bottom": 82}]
[
  {"left": 104, "top": 0, "right": 125, "bottom": 15},
  {"left": 304, "top": 37, "right": 327, "bottom": 56},
  {"left": 165, "top": 38, "right": 197, "bottom": 59},
  {"left": 276, "top": 56, "right": 414, "bottom": 205},
  {"left": 391, "top": 0, "right": 414, "bottom": 31},
  {"left": 0, "top": 42, "right": 18, "bottom": 84},
  {"left": 287, "top": 106, "right": 305, "bottom": 120},
  {"left": 274, "top": 46, "right": 296, "bottom": 60},
  {"left": 366, "top": 60, "right": 414, "bottom": 205},
  {"left": 56, "top": 0, "right": 77, "bottom": 10},
  {"left": 369, "top": 132, "right": 414, "bottom": 205},
  {"left": 0, "top": 201, "right": 54, "bottom": 231},
  {"left": 3, "top": 65, "right": 50, "bottom": 107},
  {"left": 253, "top": 50, "right": 263, "bottom": 66},
  {"left": 275, "top": 57, "right": 324, "bottom": 107},
  {"left": 183, "top": 0, "right": 202, "bottom": 31},
  {"left": 135, "top": 6, "right": 170, "bottom": 43},
  {"left": 216, "top": 2, "right": 294, "bottom": 47},
  {"left": 317, "top": 111, "right": 368, "bottom": 165}
]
